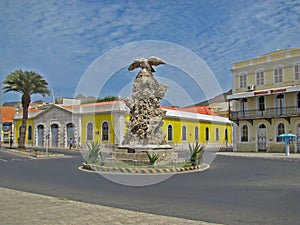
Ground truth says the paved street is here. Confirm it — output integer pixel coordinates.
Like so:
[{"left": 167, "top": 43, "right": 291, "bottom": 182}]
[{"left": 1, "top": 148, "right": 300, "bottom": 225}]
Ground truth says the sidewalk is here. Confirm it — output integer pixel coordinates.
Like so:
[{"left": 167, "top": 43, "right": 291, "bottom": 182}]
[
  {"left": 217, "top": 151, "right": 300, "bottom": 159},
  {"left": 0, "top": 187, "right": 220, "bottom": 225}
]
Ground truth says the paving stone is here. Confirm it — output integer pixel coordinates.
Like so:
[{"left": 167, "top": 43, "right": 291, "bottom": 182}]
[{"left": 0, "top": 187, "right": 220, "bottom": 225}]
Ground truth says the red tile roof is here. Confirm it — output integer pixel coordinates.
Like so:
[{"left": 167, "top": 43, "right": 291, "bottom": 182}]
[
  {"left": 0, "top": 106, "right": 17, "bottom": 122},
  {"left": 161, "top": 105, "right": 219, "bottom": 116}
]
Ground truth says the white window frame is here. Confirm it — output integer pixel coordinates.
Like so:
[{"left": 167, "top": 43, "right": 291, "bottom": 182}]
[
  {"left": 101, "top": 121, "right": 109, "bottom": 142},
  {"left": 182, "top": 125, "right": 187, "bottom": 142},
  {"left": 167, "top": 124, "right": 173, "bottom": 141},
  {"left": 276, "top": 122, "right": 285, "bottom": 142},
  {"left": 86, "top": 122, "right": 94, "bottom": 141},
  {"left": 194, "top": 126, "right": 199, "bottom": 142},
  {"left": 274, "top": 65, "right": 284, "bottom": 84},
  {"left": 239, "top": 72, "right": 247, "bottom": 89},
  {"left": 256, "top": 69, "right": 264, "bottom": 86},
  {"left": 241, "top": 124, "right": 249, "bottom": 142}
]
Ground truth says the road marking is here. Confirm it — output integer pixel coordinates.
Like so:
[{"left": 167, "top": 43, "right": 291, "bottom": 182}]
[{"left": 0, "top": 158, "right": 8, "bottom": 162}]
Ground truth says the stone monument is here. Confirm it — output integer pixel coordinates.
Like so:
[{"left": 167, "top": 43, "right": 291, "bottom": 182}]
[
  {"left": 122, "top": 56, "right": 169, "bottom": 147},
  {"left": 113, "top": 57, "right": 175, "bottom": 164}
]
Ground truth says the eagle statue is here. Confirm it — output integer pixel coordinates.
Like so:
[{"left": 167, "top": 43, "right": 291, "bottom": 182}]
[{"left": 128, "top": 56, "right": 166, "bottom": 73}]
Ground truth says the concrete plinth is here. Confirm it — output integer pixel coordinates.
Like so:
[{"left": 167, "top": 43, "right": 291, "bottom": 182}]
[{"left": 113, "top": 145, "right": 177, "bottom": 166}]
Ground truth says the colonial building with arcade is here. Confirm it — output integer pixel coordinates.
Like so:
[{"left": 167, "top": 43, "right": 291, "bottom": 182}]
[
  {"left": 228, "top": 48, "right": 300, "bottom": 152},
  {"left": 13, "top": 101, "right": 232, "bottom": 150}
]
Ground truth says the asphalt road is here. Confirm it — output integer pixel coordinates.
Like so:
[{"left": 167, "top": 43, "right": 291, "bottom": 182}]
[{"left": 0, "top": 149, "right": 300, "bottom": 225}]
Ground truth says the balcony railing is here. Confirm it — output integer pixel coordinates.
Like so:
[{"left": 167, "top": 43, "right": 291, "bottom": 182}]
[{"left": 230, "top": 106, "right": 300, "bottom": 121}]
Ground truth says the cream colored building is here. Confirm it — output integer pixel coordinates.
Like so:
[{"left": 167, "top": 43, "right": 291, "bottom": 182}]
[{"left": 228, "top": 48, "right": 300, "bottom": 152}]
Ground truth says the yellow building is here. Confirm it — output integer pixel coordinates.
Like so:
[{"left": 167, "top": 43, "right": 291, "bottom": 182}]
[
  {"left": 14, "top": 101, "right": 232, "bottom": 150},
  {"left": 228, "top": 48, "right": 300, "bottom": 152}
]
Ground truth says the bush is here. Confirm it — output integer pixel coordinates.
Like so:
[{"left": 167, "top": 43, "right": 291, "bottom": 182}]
[
  {"left": 86, "top": 142, "right": 102, "bottom": 164},
  {"left": 189, "top": 142, "right": 205, "bottom": 166},
  {"left": 146, "top": 152, "right": 160, "bottom": 165}
]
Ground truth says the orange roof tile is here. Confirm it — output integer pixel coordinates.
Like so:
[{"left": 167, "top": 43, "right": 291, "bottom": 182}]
[
  {"left": 1, "top": 106, "right": 17, "bottom": 122},
  {"left": 161, "top": 105, "right": 219, "bottom": 116}
]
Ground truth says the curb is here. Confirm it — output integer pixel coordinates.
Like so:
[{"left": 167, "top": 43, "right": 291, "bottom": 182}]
[
  {"left": 81, "top": 163, "right": 209, "bottom": 174},
  {"left": 2, "top": 148, "right": 65, "bottom": 159}
]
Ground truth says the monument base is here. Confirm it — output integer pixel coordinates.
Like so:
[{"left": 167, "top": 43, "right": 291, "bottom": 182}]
[{"left": 113, "top": 144, "right": 176, "bottom": 166}]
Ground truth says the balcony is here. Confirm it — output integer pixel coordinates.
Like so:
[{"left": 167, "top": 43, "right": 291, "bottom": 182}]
[{"left": 230, "top": 106, "right": 300, "bottom": 125}]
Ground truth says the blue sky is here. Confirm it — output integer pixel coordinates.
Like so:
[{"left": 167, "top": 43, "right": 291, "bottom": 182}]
[{"left": 1, "top": 0, "right": 299, "bottom": 106}]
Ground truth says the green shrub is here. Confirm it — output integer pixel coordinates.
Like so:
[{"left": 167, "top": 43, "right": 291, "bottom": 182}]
[
  {"left": 86, "top": 141, "right": 102, "bottom": 164},
  {"left": 189, "top": 142, "right": 205, "bottom": 166},
  {"left": 146, "top": 152, "right": 160, "bottom": 165}
]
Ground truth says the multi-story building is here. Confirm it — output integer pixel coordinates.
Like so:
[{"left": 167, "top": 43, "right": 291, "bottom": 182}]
[{"left": 228, "top": 48, "right": 300, "bottom": 152}]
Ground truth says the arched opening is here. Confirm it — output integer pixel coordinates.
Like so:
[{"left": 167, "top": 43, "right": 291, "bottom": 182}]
[
  {"left": 194, "top": 126, "right": 199, "bottom": 142},
  {"left": 66, "top": 123, "right": 75, "bottom": 147},
  {"left": 51, "top": 124, "right": 59, "bottom": 147},
  {"left": 87, "top": 122, "right": 94, "bottom": 141},
  {"left": 257, "top": 124, "right": 267, "bottom": 151},
  {"left": 102, "top": 122, "right": 109, "bottom": 141},
  {"left": 182, "top": 125, "right": 187, "bottom": 141},
  {"left": 37, "top": 125, "right": 44, "bottom": 147},
  {"left": 167, "top": 124, "right": 173, "bottom": 141}
]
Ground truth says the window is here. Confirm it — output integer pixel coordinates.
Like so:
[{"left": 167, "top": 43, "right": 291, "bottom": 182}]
[
  {"left": 297, "top": 93, "right": 300, "bottom": 108},
  {"left": 167, "top": 124, "right": 173, "bottom": 141},
  {"left": 225, "top": 128, "right": 228, "bottom": 142},
  {"left": 274, "top": 66, "right": 283, "bottom": 83},
  {"left": 240, "top": 98, "right": 248, "bottom": 117},
  {"left": 256, "top": 70, "right": 264, "bottom": 86},
  {"left": 87, "top": 123, "right": 93, "bottom": 141},
  {"left": 258, "top": 96, "right": 265, "bottom": 111},
  {"left": 28, "top": 126, "right": 32, "bottom": 141},
  {"left": 102, "top": 122, "right": 109, "bottom": 141},
  {"left": 205, "top": 127, "right": 209, "bottom": 141},
  {"left": 295, "top": 63, "right": 300, "bottom": 80},
  {"left": 239, "top": 73, "right": 247, "bottom": 88},
  {"left": 276, "top": 94, "right": 285, "bottom": 115},
  {"left": 194, "top": 126, "right": 199, "bottom": 141},
  {"left": 241, "top": 125, "right": 248, "bottom": 142},
  {"left": 216, "top": 128, "right": 219, "bottom": 141},
  {"left": 182, "top": 125, "right": 187, "bottom": 141},
  {"left": 277, "top": 123, "right": 285, "bottom": 142}
]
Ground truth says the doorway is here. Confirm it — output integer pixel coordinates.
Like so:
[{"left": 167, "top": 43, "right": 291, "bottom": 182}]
[
  {"left": 51, "top": 124, "right": 59, "bottom": 147},
  {"left": 37, "top": 125, "right": 44, "bottom": 147},
  {"left": 257, "top": 124, "right": 267, "bottom": 152}
]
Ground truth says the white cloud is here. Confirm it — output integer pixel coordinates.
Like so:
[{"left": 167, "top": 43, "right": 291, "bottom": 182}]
[{"left": 1, "top": 0, "right": 299, "bottom": 103}]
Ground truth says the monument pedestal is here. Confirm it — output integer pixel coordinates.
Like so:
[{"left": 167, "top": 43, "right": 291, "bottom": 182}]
[{"left": 113, "top": 145, "right": 177, "bottom": 166}]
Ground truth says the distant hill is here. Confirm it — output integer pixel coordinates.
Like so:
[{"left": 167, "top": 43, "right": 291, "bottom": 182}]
[
  {"left": 75, "top": 94, "right": 96, "bottom": 103},
  {"left": 193, "top": 89, "right": 232, "bottom": 106}
]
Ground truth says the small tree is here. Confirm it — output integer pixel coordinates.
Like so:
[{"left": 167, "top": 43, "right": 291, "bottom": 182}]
[
  {"left": 86, "top": 141, "right": 102, "bottom": 164},
  {"left": 3, "top": 70, "right": 50, "bottom": 149},
  {"left": 189, "top": 142, "right": 205, "bottom": 166}
]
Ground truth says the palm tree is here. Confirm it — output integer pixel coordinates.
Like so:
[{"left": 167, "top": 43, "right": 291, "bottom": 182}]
[{"left": 3, "top": 70, "right": 50, "bottom": 149}]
